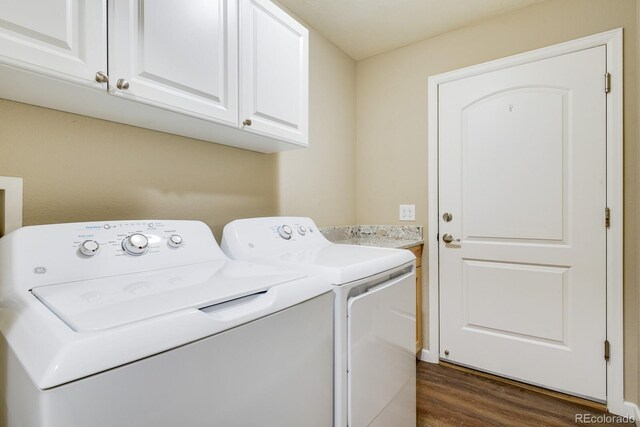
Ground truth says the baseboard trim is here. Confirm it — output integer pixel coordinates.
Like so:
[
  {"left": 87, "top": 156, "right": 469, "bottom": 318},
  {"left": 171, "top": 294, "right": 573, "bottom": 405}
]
[{"left": 419, "top": 348, "right": 439, "bottom": 363}]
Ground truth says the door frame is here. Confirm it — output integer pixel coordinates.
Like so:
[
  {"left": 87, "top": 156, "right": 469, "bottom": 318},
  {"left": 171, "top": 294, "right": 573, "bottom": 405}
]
[{"left": 426, "top": 28, "right": 626, "bottom": 415}]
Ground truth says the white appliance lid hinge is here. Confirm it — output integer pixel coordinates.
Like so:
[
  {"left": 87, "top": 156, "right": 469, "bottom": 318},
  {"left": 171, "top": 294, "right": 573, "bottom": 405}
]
[
  {"left": 605, "top": 73, "right": 611, "bottom": 93},
  {"left": 605, "top": 207, "right": 611, "bottom": 228},
  {"left": 604, "top": 339, "right": 610, "bottom": 361}
]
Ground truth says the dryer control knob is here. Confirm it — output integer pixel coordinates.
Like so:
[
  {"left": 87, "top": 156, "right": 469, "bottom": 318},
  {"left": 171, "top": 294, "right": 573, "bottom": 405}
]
[
  {"left": 297, "top": 225, "right": 307, "bottom": 235},
  {"left": 168, "top": 234, "right": 183, "bottom": 248},
  {"left": 278, "top": 225, "right": 293, "bottom": 240},
  {"left": 79, "top": 240, "right": 100, "bottom": 257},
  {"left": 122, "top": 233, "right": 149, "bottom": 255}
]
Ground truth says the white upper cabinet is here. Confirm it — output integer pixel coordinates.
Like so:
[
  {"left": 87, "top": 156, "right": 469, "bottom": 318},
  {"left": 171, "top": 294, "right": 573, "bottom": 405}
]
[
  {"left": 0, "top": 0, "right": 107, "bottom": 86},
  {"left": 0, "top": 0, "right": 308, "bottom": 152},
  {"left": 240, "top": 0, "right": 309, "bottom": 145},
  {"left": 108, "top": 0, "right": 238, "bottom": 125}
]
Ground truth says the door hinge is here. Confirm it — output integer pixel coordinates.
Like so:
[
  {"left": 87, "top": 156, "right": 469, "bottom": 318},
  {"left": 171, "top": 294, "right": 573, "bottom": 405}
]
[
  {"left": 604, "top": 340, "right": 610, "bottom": 361},
  {"left": 605, "top": 207, "right": 611, "bottom": 228},
  {"left": 605, "top": 73, "right": 611, "bottom": 93}
]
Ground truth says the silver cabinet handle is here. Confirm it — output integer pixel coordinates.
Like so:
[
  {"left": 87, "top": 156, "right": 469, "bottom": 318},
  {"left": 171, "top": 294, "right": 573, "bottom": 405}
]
[
  {"left": 243, "top": 119, "right": 252, "bottom": 126},
  {"left": 95, "top": 71, "right": 109, "bottom": 83},
  {"left": 442, "top": 234, "right": 460, "bottom": 244},
  {"left": 116, "top": 79, "right": 130, "bottom": 90}
]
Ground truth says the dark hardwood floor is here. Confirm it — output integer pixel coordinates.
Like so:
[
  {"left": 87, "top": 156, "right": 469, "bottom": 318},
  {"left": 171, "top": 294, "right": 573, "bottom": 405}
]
[{"left": 417, "top": 361, "right": 634, "bottom": 426}]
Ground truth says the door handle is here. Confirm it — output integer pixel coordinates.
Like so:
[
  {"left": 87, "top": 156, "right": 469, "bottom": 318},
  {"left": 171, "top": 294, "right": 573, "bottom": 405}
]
[{"left": 442, "top": 234, "right": 460, "bottom": 244}]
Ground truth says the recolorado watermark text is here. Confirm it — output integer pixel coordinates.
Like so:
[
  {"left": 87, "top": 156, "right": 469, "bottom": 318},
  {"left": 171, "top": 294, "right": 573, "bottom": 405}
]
[{"left": 575, "top": 413, "right": 635, "bottom": 424}]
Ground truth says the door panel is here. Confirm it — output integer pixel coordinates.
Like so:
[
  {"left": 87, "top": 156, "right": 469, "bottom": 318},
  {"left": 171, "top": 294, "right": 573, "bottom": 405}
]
[
  {"left": 464, "top": 260, "right": 567, "bottom": 343},
  {"left": 464, "top": 89, "right": 567, "bottom": 241},
  {"left": 439, "top": 46, "right": 606, "bottom": 400},
  {"left": 0, "top": 0, "right": 106, "bottom": 85},
  {"left": 108, "top": 0, "right": 238, "bottom": 124},
  {"left": 240, "top": 0, "right": 308, "bottom": 145},
  {"left": 140, "top": 2, "right": 226, "bottom": 99}
]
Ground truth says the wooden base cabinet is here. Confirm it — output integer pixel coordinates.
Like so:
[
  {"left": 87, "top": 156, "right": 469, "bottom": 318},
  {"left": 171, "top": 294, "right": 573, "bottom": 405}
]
[{"left": 409, "top": 244, "right": 424, "bottom": 357}]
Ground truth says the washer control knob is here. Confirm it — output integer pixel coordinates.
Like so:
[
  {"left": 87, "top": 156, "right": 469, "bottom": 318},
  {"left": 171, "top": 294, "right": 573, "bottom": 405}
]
[
  {"left": 297, "top": 225, "right": 307, "bottom": 236},
  {"left": 79, "top": 240, "right": 100, "bottom": 257},
  {"left": 122, "top": 233, "right": 149, "bottom": 255},
  {"left": 168, "top": 234, "right": 183, "bottom": 248},
  {"left": 278, "top": 225, "right": 293, "bottom": 240}
]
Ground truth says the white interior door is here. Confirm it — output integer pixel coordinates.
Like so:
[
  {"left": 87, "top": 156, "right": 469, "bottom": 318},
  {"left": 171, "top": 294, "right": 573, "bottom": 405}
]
[
  {"left": 438, "top": 46, "right": 607, "bottom": 401},
  {"left": 0, "top": 0, "right": 106, "bottom": 86},
  {"left": 108, "top": 0, "right": 238, "bottom": 125},
  {"left": 239, "top": 0, "right": 308, "bottom": 145}
]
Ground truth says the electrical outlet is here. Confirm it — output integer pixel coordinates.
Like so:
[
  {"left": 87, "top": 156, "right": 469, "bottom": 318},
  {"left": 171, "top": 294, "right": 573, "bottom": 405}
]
[{"left": 399, "top": 204, "right": 415, "bottom": 221}]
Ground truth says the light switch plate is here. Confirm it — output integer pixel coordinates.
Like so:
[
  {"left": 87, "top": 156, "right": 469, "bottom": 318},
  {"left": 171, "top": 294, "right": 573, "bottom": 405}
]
[{"left": 399, "top": 204, "right": 415, "bottom": 221}]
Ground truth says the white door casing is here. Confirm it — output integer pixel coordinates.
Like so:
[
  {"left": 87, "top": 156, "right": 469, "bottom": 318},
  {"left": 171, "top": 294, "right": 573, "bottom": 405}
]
[
  {"left": 108, "top": 0, "right": 239, "bottom": 125},
  {"left": 239, "top": 0, "right": 309, "bottom": 145},
  {"left": 427, "top": 29, "right": 626, "bottom": 414},
  {"left": 0, "top": 0, "right": 107, "bottom": 87}
]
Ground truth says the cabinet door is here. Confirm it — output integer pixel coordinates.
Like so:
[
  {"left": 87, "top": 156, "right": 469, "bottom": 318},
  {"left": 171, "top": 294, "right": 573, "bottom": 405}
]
[
  {"left": 0, "top": 0, "right": 107, "bottom": 86},
  {"left": 108, "top": 0, "right": 238, "bottom": 125},
  {"left": 240, "top": 0, "right": 308, "bottom": 145}
]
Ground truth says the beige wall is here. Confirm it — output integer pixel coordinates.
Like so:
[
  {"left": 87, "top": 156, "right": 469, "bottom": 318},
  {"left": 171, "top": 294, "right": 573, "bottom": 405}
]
[
  {"left": 0, "top": 24, "right": 357, "bottom": 239},
  {"left": 355, "top": 0, "right": 639, "bottom": 402},
  {"left": 0, "top": 99, "right": 279, "bottom": 239},
  {"left": 277, "top": 28, "right": 357, "bottom": 226}
]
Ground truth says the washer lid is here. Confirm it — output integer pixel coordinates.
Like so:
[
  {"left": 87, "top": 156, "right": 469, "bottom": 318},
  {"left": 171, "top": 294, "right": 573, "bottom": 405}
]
[{"left": 32, "top": 260, "right": 306, "bottom": 332}]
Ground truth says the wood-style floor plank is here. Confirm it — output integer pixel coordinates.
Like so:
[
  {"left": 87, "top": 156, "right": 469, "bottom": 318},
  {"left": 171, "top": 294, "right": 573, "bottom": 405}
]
[{"left": 416, "top": 361, "right": 634, "bottom": 426}]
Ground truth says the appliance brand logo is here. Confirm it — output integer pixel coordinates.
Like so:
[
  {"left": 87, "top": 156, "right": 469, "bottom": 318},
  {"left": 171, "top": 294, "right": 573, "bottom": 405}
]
[{"left": 33, "top": 267, "right": 47, "bottom": 275}]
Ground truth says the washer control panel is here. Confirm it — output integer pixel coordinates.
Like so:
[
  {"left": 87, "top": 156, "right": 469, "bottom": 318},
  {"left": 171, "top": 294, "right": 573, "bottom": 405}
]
[
  {"left": 73, "top": 221, "right": 188, "bottom": 259},
  {"left": 7, "top": 220, "right": 224, "bottom": 290}
]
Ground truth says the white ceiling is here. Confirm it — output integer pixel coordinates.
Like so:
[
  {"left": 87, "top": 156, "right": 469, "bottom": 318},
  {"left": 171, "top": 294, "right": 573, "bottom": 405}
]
[{"left": 277, "top": 0, "right": 546, "bottom": 60}]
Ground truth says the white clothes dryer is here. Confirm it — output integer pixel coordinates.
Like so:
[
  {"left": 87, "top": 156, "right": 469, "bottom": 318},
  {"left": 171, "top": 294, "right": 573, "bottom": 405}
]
[
  {"left": 0, "top": 220, "right": 334, "bottom": 427},
  {"left": 222, "top": 217, "right": 416, "bottom": 427}
]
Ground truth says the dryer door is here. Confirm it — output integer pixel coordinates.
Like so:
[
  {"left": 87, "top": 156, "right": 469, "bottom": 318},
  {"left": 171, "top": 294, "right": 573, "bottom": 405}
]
[{"left": 347, "top": 271, "right": 416, "bottom": 427}]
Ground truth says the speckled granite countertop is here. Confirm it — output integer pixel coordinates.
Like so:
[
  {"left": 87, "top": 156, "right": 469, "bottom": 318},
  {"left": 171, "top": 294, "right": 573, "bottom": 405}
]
[{"left": 320, "top": 225, "right": 423, "bottom": 249}]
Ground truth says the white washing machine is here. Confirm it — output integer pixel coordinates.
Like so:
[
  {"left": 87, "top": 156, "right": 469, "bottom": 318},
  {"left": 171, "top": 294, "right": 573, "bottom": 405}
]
[
  {"left": 221, "top": 217, "right": 417, "bottom": 427},
  {"left": 0, "top": 220, "right": 335, "bottom": 427}
]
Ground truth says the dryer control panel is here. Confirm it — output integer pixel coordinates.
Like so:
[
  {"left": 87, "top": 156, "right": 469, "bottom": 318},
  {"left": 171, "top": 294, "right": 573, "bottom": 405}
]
[{"left": 221, "top": 217, "right": 330, "bottom": 260}]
